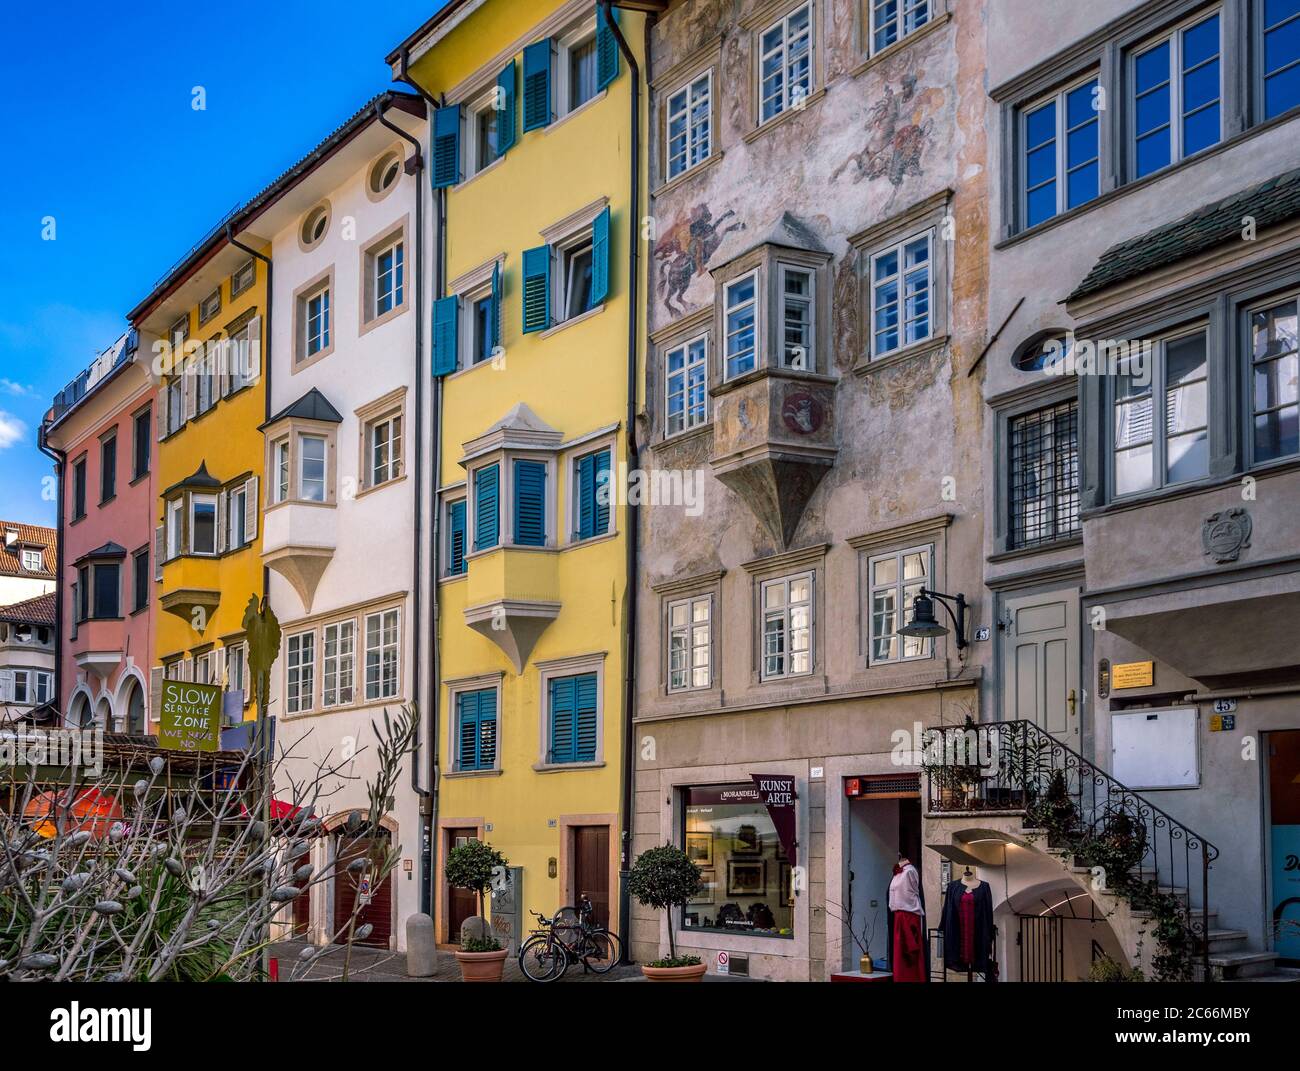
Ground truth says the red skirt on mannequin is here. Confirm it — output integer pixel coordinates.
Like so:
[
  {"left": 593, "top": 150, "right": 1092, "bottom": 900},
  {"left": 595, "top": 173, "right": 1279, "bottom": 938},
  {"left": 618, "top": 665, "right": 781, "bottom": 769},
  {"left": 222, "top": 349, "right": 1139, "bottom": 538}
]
[{"left": 892, "top": 910, "right": 926, "bottom": 982}]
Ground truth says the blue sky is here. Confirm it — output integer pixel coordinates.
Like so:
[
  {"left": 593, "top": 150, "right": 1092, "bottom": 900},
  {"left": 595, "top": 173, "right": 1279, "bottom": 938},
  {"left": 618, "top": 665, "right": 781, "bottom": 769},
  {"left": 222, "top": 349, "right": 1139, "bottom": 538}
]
[{"left": 0, "top": 0, "right": 443, "bottom": 527}]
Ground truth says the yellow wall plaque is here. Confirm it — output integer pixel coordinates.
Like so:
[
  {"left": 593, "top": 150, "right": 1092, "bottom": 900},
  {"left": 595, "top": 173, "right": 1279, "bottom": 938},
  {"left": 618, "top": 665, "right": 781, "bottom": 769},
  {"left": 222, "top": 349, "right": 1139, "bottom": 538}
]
[{"left": 1112, "top": 661, "right": 1154, "bottom": 689}]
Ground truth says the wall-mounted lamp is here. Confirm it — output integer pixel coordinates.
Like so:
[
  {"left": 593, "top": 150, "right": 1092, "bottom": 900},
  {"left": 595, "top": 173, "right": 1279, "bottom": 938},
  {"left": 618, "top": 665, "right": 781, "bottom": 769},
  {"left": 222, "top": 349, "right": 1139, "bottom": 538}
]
[{"left": 897, "top": 587, "right": 969, "bottom": 651}]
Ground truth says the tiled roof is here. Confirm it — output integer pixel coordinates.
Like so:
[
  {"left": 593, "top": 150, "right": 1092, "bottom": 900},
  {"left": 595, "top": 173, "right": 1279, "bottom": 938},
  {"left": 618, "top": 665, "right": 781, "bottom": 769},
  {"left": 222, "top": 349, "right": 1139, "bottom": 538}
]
[
  {"left": 1069, "top": 166, "right": 1300, "bottom": 302},
  {"left": 0, "top": 522, "right": 56, "bottom": 578},
  {"left": 262, "top": 388, "right": 344, "bottom": 429},
  {"left": 0, "top": 591, "right": 57, "bottom": 627}
]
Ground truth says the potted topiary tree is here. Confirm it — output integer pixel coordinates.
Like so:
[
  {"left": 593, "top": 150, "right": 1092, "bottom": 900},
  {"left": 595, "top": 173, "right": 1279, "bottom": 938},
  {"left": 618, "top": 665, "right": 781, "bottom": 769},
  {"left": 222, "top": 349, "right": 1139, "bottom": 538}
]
[
  {"left": 445, "top": 840, "right": 510, "bottom": 982},
  {"left": 627, "top": 843, "right": 706, "bottom": 981}
]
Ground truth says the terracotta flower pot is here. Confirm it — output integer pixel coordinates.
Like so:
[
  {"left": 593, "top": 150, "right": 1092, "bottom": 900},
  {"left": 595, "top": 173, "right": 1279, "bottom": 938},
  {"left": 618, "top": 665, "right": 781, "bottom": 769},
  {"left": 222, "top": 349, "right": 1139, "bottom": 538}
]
[
  {"left": 455, "top": 948, "right": 508, "bottom": 982},
  {"left": 641, "top": 962, "right": 708, "bottom": 982}
]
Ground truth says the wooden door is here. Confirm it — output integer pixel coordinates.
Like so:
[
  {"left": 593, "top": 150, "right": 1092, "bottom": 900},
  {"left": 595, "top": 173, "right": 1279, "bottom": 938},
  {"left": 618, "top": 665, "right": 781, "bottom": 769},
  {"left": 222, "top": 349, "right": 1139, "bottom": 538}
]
[
  {"left": 572, "top": 825, "right": 610, "bottom": 930},
  {"left": 445, "top": 828, "right": 479, "bottom": 943},
  {"left": 333, "top": 835, "right": 391, "bottom": 948},
  {"left": 1002, "top": 588, "right": 1080, "bottom": 748}
]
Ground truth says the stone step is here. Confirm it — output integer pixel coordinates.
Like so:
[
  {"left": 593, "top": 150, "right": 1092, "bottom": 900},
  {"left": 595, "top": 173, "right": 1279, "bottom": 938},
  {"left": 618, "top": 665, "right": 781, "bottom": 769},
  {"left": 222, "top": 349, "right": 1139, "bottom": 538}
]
[
  {"left": 1203, "top": 929, "right": 1249, "bottom": 954},
  {"left": 1225, "top": 967, "right": 1300, "bottom": 983},
  {"left": 1210, "top": 950, "right": 1280, "bottom": 979}
]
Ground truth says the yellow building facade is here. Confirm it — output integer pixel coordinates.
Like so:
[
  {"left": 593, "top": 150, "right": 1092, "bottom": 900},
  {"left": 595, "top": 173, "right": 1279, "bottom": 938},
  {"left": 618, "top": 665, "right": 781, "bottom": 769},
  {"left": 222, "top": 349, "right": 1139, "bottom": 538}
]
[
  {"left": 394, "top": 0, "right": 646, "bottom": 945},
  {"left": 129, "top": 232, "right": 269, "bottom": 719}
]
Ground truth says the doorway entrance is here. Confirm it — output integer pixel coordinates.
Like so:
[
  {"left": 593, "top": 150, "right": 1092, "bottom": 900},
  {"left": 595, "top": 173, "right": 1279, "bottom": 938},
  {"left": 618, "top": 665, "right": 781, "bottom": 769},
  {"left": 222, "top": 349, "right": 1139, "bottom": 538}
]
[
  {"left": 1001, "top": 587, "right": 1080, "bottom": 749},
  {"left": 445, "top": 827, "right": 479, "bottom": 944},
  {"left": 1267, "top": 730, "right": 1300, "bottom": 964},
  {"left": 332, "top": 831, "right": 392, "bottom": 948},
  {"left": 845, "top": 777, "right": 922, "bottom": 970},
  {"left": 571, "top": 825, "right": 611, "bottom": 930}
]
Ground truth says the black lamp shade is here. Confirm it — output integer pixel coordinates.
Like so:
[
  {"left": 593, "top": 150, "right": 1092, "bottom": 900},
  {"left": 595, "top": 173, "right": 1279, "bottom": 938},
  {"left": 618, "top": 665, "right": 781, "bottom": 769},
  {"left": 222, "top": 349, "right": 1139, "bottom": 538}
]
[{"left": 896, "top": 592, "right": 950, "bottom": 639}]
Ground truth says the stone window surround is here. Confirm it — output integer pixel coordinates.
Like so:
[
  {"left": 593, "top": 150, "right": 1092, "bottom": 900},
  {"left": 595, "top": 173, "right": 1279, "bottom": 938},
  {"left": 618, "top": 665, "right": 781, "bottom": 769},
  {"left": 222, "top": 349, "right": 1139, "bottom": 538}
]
[
  {"left": 650, "top": 306, "right": 713, "bottom": 444},
  {"left": 365, "top": 143, "right": 406, "bottom": 204},
  {"left": 438, "top": 484, "right": 468, "bottom": 582},
  {"left": 849, "top": 188, "right": 953, "bottom": 374},
  {"left": 444, "top": 670, "right": 506, "bottom": 777},
  {"left": 230, "top": 256, "right": 257, "bottom": 299},
  {"left": 651, "top": 569, "right": 726, "bottom": 701},
  {"left": 533, "top": 651, "right": 608, "bottom": 772},
  {"left": 447, "top": 253, "right": 507, "bottom": 379},
  {"left": 741, "top": 543, "right": 829, "bottom": 688},
  {"left": 1074, "top": 253, "right": 1300, "bottom": 516},
  {"left": 853, "top": 0, "right": 951, "bottom": 70},
  {"left": 297, "top": 199, "right": 332, "bottom": 254},
  {"left": 359, "top": 215, "right": 411, "bottom": 337},
  {"left": 539, "top": 196, "right": 610, "bottom": 337},
  {"left": 197, "top": 284, "right": 223, "bottom": 327},
  {"left": 265, "top": 416, "right": 339, "bottom": 511},
  {"left": 651, "top": 38, "right": 723, "bottom": 194},
  {"left": 464, "top": 451, "right": 560, "bottom": 555},
  {"left": 355, "top": 386, "right": 409, "bottom": 497},
  {"left": 991, "top": 0, "right": 1278, "bottom": 242},
  {"left": 292, "top": 265, "right": 336, "bottom": 371},
  {"left": 564, "top": 429, "right": 620, "bottom": 547},
  {"left": 160, "top": 470, "right": 255, "bottom": 563},
  {"left": 741, "top": 0, "right": 828, "bottom": 139}
]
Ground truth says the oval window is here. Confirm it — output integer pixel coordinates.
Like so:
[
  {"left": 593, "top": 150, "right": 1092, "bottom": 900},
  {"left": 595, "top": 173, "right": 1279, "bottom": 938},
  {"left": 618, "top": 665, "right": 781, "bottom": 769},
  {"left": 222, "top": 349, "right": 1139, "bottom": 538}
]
[
  {"left": 300, "top": 205, "right": 329, "bottom": 247},
  {"left": 369, "top": 152, "right": 401, "bottom": 195},
  {"left": 1014, "top": 332, "right": 1072, "bottom": 373}
]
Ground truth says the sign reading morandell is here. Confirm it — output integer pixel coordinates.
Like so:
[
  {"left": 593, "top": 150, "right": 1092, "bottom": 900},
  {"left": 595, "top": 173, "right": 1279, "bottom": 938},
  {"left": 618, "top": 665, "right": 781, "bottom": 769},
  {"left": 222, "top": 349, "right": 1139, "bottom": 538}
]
[{"left": 158, "top": 680, "right": 223, "bottom": 752}]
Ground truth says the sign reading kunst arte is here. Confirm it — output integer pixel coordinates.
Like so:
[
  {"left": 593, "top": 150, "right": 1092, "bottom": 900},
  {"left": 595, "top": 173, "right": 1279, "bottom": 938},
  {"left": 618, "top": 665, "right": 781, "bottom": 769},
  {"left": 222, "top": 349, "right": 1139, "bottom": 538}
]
[
  {"left": 750, "top": 775, "right": 797, "bottom": 866},
  {"left": 158, "top": 681, "right": 222, "bottom": 752}
]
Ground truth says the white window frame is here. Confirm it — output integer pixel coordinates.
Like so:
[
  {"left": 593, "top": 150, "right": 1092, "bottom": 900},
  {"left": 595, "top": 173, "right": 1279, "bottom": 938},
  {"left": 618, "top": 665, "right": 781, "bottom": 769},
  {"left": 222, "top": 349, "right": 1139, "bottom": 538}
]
[
  {"left": 867, "top": 543, "right": 934, "bottom": 665},
  {"left": 558, "top": 20, "right": 600, "bottom": 117},
  {"left": 758, "top": 1, "right": 815, "bottom": 125},
  {"left": 462, "top": 283, "right": 496, "bottom": 369},
  {"left": 667, "top": 594, "right": 713, "bottom": 692},
  {"left": 372, "top": 238, "right": 405, "bottom": 320},
  {"left": 286, "top": 631, "right": 315, "bottom": 715},
  {"left": 226, "top": 642, "right": 247, "bottom": 703},
  {"left": 166, "top": 376, "right": 184, "bottom": 434},
  {"left": 779, "top": 262, "right": 816, "bottom": 371},
  {"left": 304, "top": 284, "right": 331, "bottom": 358},
  {"left": 227, "top": 482, "right": 248, "bottom": 551},
  {"left": 365, "top": 411, "right": 403, "bottom": 488},
  {"left": 322, "top": 619, "right": 356, "bottom": 708},
  {"left": 723, "top": 271, "right": 759, "bottom": 380},
  {"left": 189, "top": 493, "right": 218, "bottom": 557},
  {"left": 21, "top": 548, "right": 42, "bottom": 571},
  {"left": 665, "top": 70, "right": 713, "bottom": 180},
  {"left": 298, "top": 434, "right": 327, "bottom": 503},
  {"left": 868, "top": 0, "right": 931, "bottom": 54},
  {"left": 168, "top": 314, "right": 189, "bottom": 350},
  {"left": 273, "top": 438, "right": 290, "bottom": 504},
  {"left": 198, "top": 287, "right": 222, "bottom": 325},
  {"left": 193, "top": 648, "right": 217, "bottom": 685},
  {"left": 869, "top": 228, "right": 934, "bottom": 358},
  {"left": 166, "top": 498, "right": 183, "bottom": 560},
  {"left": 231, "top": 258, "right": 255, "bottom": 298},
  {"left": 467, "top": 88, "right": 502, "bottom": 177},
  {"left": 665, "top": 335, "right": 709, "bottom": 437},
  {"left": 555, "top": 228, "right": 597, "bottom": 323},
  {"left": 759, "top": 571, "right": 814, "bottom": 681},
  {"left": 364, "top": 608, "right": 401, "bottom": 701},
  {"left": 228, "top": 320, "right": 255, "bottom": 392},
  {"left": 1247, "top": 290, "right": 1300, "bottom": 466},
  {"left": 1019, "top": 74, "right": 1101, "bottom": 228}
]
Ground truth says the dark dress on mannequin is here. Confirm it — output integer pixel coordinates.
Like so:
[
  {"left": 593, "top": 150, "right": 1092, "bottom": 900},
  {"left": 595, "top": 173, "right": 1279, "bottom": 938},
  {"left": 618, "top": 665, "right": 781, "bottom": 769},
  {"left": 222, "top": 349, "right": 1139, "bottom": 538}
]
[{"left": 941, "top": 878, "right": 994, "bottom": 976}]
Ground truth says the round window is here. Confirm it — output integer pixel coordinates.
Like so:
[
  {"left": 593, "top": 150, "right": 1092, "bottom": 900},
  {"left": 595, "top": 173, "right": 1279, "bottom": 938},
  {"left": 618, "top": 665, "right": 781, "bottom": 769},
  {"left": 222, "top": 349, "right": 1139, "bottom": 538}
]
[
  {"left": 1013, "top": 332, "right": 1072, "bottom": 373},
  {"left": 300, "top": 205, "right": 329, "bottom": 247},
  {"left": 370, "top": 152, "right": 402, "bottom": 195}
]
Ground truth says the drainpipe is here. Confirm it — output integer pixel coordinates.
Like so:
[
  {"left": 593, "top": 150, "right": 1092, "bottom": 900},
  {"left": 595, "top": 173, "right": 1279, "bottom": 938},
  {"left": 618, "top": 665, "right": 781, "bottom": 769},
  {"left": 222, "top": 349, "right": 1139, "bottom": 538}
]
[
  {"left": 395, "top": 50, "right": 445, "bottom": 921},
  {"left": 36, "top": 427, "right": 65, "bottom": 720},
  {"left": 602, "top": 0, "right": 646, "bottom": 964},
  {"left": 375, "top": 91, "right": 435, "bottom": 914}
]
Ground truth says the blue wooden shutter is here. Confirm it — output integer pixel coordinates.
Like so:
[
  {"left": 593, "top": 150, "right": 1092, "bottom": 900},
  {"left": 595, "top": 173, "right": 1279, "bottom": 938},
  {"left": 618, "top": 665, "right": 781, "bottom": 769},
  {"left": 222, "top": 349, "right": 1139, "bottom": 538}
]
[
  {"left": 576, "top": 452, "right": 595, "bottom": 540},
  {"left": 447, "top": 499, "right": 467, "bottom": 575},
  {"left": 490, "top": 260, "right": 502, "bottom": 352},
  {"left": 474, "top": 464, "right": 500, "bottom": 550},
  {"left": 522, "top": 245, "right": 550, "bottom": 333},
  {"left": 548, "top": 676, "right": 575, "bottom": 763},
  {"left": 522, "top": 40, "right": 552, "bottom": 131},
  {"left": 513, "top": 459, "right": 547, "bottom": 546},
  {"left": 432, "top": 105, "right": 461, "bottom": 189},
  {"left": 496, "top": 60, "right": 518, "bottom": 155},
  {"left": 593, "top": 448, "right": 611, "bottom": 535},
  {"left": 432, "top": 295, "right": 459, "bottom": 376},
  {"left": 590, "top": 205, "right": 611, "bottom": 306},
  {"left": 596, "top": 4, "right": 621, "bottom": 91},
  {"left": 477, "top": 689, "right": 497, "bottom": 768},
  {"left": 573, "top": 672, "right": 598, "bottom": 761},
  {"left": 457, "top": 691, "right": 479, "bottom": 769}
]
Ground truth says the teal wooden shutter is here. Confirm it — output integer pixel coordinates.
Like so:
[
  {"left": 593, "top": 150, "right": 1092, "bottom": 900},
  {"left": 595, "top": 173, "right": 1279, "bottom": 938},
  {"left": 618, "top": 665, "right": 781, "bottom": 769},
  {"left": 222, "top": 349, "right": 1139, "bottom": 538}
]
[
  {"left": 576, "top": 452, "right": 595, "bottom": 540},
  {"left": 522, "top": 40, "right": 552, "bottom": 131},
  {"left": 457, "top": 691, "right": 478, "bottom": 769},
  {"left": 474, "top": 464, "right": 500, "bottom": 550},
  {"left": 447, "top": 499, "right": 467, "bottom": 575},
  {"left": 590, "top": 205, "right": 611, "bottom": 306},
  {"left": 513, "top": 459, "right": 547, "bottom": 546},
  {"left": 574, "top": 672, "right": 598, "bottom": 761},
  {"left": 596, "top": 4, "right": 621, "bottom": 91},
  {"left": 548, "top": 676, "right": 575, "bottom": 763},
  {"left": 490, "top": 260, "right": 502, "bottom": 352},
  {"left": 477, "top": 689, "right": 497, "bottom": 768},
  {"left": 432, "top": 295, "right": 459, "bottom": 376},
  {"left": 593, "top": 448, "right": 611, "bottom": 535},
  {"left": 432, "top": 104, "right": 461, "bottom": 188},
  {"left": 496, "top": 60, "right": 518, "bottom": 155},
  {"left": 522, "top": 245, "right": 550, "bottom": 333}
]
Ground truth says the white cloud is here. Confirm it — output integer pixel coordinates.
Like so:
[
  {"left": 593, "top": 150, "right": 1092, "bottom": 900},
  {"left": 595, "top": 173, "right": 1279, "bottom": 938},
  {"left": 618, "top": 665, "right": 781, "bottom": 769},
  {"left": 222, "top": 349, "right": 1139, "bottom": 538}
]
[
  {"left": 0, "top": 411, "right": 27, "bottom": 450},
  {"left": 0, "top": 379, "right": 34, "bottom": 397}
]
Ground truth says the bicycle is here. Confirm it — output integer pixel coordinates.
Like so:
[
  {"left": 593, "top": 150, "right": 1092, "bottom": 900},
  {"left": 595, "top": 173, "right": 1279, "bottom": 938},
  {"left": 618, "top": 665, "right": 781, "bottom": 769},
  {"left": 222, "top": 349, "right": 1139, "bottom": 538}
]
[{"left": 518, "top": 896, "right": 623, "bottom": 982}]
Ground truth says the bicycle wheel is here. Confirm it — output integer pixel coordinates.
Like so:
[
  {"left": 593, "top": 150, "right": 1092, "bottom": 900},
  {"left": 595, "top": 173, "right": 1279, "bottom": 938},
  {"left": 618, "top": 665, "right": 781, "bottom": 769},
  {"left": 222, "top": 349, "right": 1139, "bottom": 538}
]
[
  {"left": 581, "top": 929, "right": 622, "bottom": 974},
  {"left": 519, "top": 934, "right": 566, "bottom": 982}
]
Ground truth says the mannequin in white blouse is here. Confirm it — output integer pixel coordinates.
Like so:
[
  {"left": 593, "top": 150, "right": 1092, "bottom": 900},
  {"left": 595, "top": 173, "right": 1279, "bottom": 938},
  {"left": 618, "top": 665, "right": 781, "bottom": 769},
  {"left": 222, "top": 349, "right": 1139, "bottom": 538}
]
[{"left": 888, "top": 854, "right": 924, "bottom": 916}]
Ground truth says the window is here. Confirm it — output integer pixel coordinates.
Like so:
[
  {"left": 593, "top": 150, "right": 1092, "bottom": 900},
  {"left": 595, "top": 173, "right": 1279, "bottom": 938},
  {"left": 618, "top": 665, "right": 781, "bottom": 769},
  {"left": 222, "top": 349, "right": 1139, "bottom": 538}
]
[
  {"left": 1248, "top": 295, "right": 1298, "bottom": 462},
  {"left": 300, "top": 205, "right": 329, "bottom": 248},
  {"left": 1261, "top": 0, "right": 1300, "bottom": 119},
  {"left": 305, "top": 285, "right": 330, "bottom": 358},
  {"left": 513, "top": 459, "right": 548, "bottom": 547},
  {"left": 471, "top": 97, "right": 501, "bottom": 174},
  {"left": 286, "top": 632, "right": 315, "bottom": 714},
  {"left": 21, "top": 548, "right": 43, "bottom": 572},
  {"left": 682, "top": 783, "right": 794, "bottom": 938},
  {"left": 227, "top": 482, "right": 248, "bottom": 551},
  {"left": 868, "top": 546, "right": 932, "bottom": 663},
  {"left": 72, "top": 456, "right": 87, "bottom": 520},
  {"left": 373, "top": 240, "right": 405, "bottom": 318},
  {"left": 364, "top": 609, "right": 400, "bottom": 701},
  {"left": 724, "top": 273, "right": 758, "bottom": 378},
  {"left": 1021, "top": 78, "right": 1100, "bottom": 228},
  {"left": 196, "top": 342, "right": 218, "bottom": 415},
  {"left": 366, "top": 413, "right": 403, "bottom": 488},
  {"left": 231, "top": 258, "right": 256, "bottom": 298},
  {"left": 322, "top": 621, "right": 355, "bottom": 708},
  {"left": 759, "top": 3, "right": 814, "bottom": 123},
  {"left": 273, "top": 439, "right": 290, "bottom": 504},
  {"left": 10, "top": 670, "right": 53, "bottom": 707},
  {"left": 446, "top": 498, "right": 468, "bottom": 576},
  {"left": 92, "top": 562, "right": 120, "bottom": 619},
  {"left": 1130, "top": 11, "right": 1221, "bottom": 179},
  {"left": 471, "top": 293, "right": 495, "bottom": 364},
  {"left": 1009, "top": 400, "right": 1080, "bottom": 548},
  {"left": 668, "top": 595, "right": 712, "bottom": 691},
  {"left": 870, "top": 0, "right": 931, "bottom": 52},
  {"left": 199, "top": 287, "right": 222, "bottom": 325},
  {"left": 226, "top": 643, "right": 247, "bottom": 702},
  {"left": 166, "top": 499, "right": 183, "bottom": 560},
  {"left": 194, "top": 649, "right": 217, "bottom": 685},
  {"left": 870, "top": 230, "right": 932, "bottom": 357},
  {"left": 133, "top": 547, "right": 149, "bottom": 612},
  {"left": 666, "top": 336, "right": 708, "bottom": 436},
  {"left": 169, "top": 314, "right": 189, "bottom": 350},
  {"left": 369, "top": 151, "right": 403, "bottom": 195},
  {"left": 566, "top": 32, "right": 599, "bottom": 113},
  {"left": 666, "top": 71, "right": 712, "bottom": 180},
  {"left": 165, "top": 659, "right": 183, "bottom": 682},
  {"left": 561, "top": 235, "right": 595, "bottom": 320},
  {"left": 780, "top": 265, "right": 815, "bottom": 369},
  {"left": 572, "top": 447, "right": 611, "bottom": 541},
  {"left": 166, "top": 376, "right": 184, "bottom": 434},
  {"left": 133, "top": 406, "right": 151, "bottom": 479},
  {"left": 299, "top": 435, "right": 327, "bottom": 502},
  {"left": 546, "top": 672, "right": 598, "bottom": 764},
  {"left": 228, "top": 317, "right": 259, "bottom": 392},
  {"left": 473, "top": 464, "right": 501, "bottom": 550},
  {"left": 1014, "top": 332, "right": 1072, "bottom": 373},
  {"left": 75, "top": 566, "right": 88, "bottom": 621},
  {"left": 456, "top": 688, "right": 498, "bottom": 771},
  {"left": 761, "top": 572, "right": 813, "bottom": 680},
  {"left": 1113, "top": 329, "right": 1209, "bottom": 494},
  {"left": 190, "top": 493, "right": 217, "bottom": 555},
  {"left": 98, "top": 433, "right": 116, "bottom": 503}
]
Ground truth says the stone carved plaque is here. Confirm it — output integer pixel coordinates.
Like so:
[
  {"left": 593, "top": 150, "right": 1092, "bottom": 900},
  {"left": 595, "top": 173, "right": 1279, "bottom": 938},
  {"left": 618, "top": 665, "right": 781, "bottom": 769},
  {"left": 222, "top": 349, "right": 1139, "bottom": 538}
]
[{"left": 1202, "top": 508, "right": 1252, "bottom": 564}]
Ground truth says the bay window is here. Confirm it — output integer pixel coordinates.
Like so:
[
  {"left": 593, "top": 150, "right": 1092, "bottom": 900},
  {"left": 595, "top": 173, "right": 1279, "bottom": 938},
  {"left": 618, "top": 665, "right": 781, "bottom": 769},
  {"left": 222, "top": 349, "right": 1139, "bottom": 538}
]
[
  {"left": 299, "top": 435, "right": 327, "bottom": 502},
  {"left": 724, "top": 273, "right": 758, "bottom": 378},
  {"left": 1249, "top": 295, "right": 1299, "bottom": 462},
  {"left": 190, "top": 493, "right": 217, "bottom": 555}
]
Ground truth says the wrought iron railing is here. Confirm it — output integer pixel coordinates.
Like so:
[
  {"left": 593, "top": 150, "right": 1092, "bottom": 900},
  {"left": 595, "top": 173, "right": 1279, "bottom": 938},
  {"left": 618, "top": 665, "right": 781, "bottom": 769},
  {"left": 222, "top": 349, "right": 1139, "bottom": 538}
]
[{"left": 924, "top": 719, "right": 1217, "bottom": 980}]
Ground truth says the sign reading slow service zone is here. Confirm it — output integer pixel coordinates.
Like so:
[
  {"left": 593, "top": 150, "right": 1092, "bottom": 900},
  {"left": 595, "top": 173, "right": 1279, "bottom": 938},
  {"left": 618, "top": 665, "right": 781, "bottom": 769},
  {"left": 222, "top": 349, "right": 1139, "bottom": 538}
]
[{"left": 158, "top": 680, "right": 223, "bottom": 752}]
